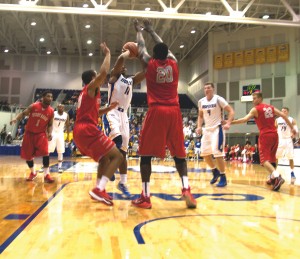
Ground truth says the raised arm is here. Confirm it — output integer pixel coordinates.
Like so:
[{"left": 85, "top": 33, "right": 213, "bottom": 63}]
[
  {"left": 109, "top": 50, "right": 131, "bottom": 84},
  {"left": 87, "top": 43, "right": 111, "bottom": 96},
  {"left": 133, "top": 19, "right": 151, "bottom": 70},
  {"left": 143, "top": 19, "right": 177, "bottom": 61}
]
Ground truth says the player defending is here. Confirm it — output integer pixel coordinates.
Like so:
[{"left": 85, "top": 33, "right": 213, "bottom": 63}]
[
  {"left": 73, "top": 43, "right": 123, "bottom": 206},
  {"left": 275, "top": 107, "right": 298, "bottom": 184},
  {"left": 103, "top": 49, "right": 145, "bottom": 198},
  {"left": 232, "top": 92, "right": 296, "bottom": 191},
  {"left": 48, "top": 103, "right": 70, "bottom": 173},
  {"left": 131, "top": 19, "right": 197, "bottom": 209},
  {"left": 10, "top": 91, "right": 55, "bottom": 183}
]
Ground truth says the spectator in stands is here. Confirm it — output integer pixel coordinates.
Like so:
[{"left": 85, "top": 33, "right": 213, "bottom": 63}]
[
  {"left": 15, "top": 125, "right": 24, "bottom": 140},
  {"left": 6, "top": 132, "right": 13, "bottom": 144},
  {"left": 0, "top": 125, "right": 7, "bottom": 145}
]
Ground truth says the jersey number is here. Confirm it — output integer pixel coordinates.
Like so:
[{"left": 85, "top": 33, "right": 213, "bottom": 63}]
[
  {"left": 156, "top": 66, "right": 173, "bottom": 83},
  {"left": 124, "top": 86, "right": 130, "bottom": 95}
]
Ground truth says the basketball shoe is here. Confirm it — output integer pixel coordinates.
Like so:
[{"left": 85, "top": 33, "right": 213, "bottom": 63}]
[
  {"left": 89, "top": 188, "right": 113, "bottom": 206},
  {"left": 44, "top": 174, "right": 55, "bottom": 183},
  {"left": 273, "top": 175, "right": 285, "bottom": 191},
  {"left": 131, "top": 192, "right": 152, "bottom": 209},
  {"left": 266, "top": 174, "right": 275, "bottom": 185},
  {"left": 26, "top": 172, "right": 37, "bottom": 181},
  {"left": 117, "top": 182, "right": 132, "bottom": 198},
  {"left": 58, "top": 167, "right": 63, "bottom": 173},
  {"left": 181, "top": 187, "right": 197, "bottom": 209},
  {"left": 216, "top": 174, "right": 227, "bottom": 187},
  {"left": 210, "top": 168, "right": 220, "bottom": 184}
]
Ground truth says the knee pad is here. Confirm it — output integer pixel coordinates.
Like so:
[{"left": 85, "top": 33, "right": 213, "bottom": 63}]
[
  {"left": 113, "top": 135, "right": 123, "bottom": 149},
  {"left": 140, "top": 156, "right": 152, "bottom": 165},
  {"left": 43, "top": 156, "right": 50, "bottom": 168}
]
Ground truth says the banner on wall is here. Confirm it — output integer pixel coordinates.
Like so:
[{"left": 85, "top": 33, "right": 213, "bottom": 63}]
[
  {"left": 224, "top": 52, "right": 233, "bottom": 68},
  {"left": 255, "top": 48, "right": 266, "bottom": 64},
  {"left": 277, "top": 43, "right": 289, "bottom": 62},
  {"left": 214, "top": 54, "right": 223, "bottom": 69},
  {"left": 266, "top": 45, "right": 277, "bottom": 63},
  {"left": 244, "top": 49, "right": 255, "bottom": 66},
  {"left": 234, "top": 51, "right": 244, "bottom": 67}
]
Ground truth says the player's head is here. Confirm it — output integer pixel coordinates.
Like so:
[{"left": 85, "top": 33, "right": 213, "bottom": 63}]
[
  {"left": 41, "top": 90, "right": 53, "bottom": 106},
  {"left": 81, "top": 70, "right": 97, "bottom": 86},
  {"left": 252, "top": 92, "right": 263, "bottom": 105},
  {"left": 57, "top": 103, "right": 65, "bottom": 113},
  {"left": 204, "top": 82, "right": 215, "bottom": 97},
  {"left": 281, "top": 107, "right": 289, "bottom": 115},
  {"left": 153, "top": 43, "right": 168, "bottom": 60}
]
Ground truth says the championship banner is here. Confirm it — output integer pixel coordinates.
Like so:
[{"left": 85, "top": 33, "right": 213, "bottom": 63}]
[
  {"left": 234, "top": 51, "right": 244, "bottom": 67},
  {"left": 224, "top": 52, "right": 233, "bottom": 68},
  {"left": 266, "top": 45, "right": 277, "bottom": 63},
  {"left": 244, "top": 49, "right": 255, "bottom": 65},
  {"left": 214, "top": 54, "right": 223, "bottom": 69},
  {"left": 277, "top": 43, "right": 289, "bottom": 62},
  {"left": 255, "top": 48, "right": 266, "bottom": 64}
]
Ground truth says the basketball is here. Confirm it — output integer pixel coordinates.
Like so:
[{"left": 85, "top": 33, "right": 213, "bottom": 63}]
[{"left": 122, "top": 42, "right": 139, "bottom": 58}]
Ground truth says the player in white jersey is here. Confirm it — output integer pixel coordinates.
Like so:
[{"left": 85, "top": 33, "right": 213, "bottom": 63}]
[
  {"left": 103, "top": 50, "right": 144, "bottom": 197},
  {"left": 196, "top": 82, "right": 234, "bottom": 187},
  {"left": 48, "top": 104, "right": 70, "bottom": 173},
  {"left": 276, "top": 107, "right": 298, "bottom": 183}
]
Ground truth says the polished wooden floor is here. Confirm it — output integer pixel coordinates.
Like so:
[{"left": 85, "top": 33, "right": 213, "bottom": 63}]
[{"left": 0, "top": 155, "right": 300, "bottom": 259}]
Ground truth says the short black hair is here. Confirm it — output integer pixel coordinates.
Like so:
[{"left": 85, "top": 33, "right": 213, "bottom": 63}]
[
  {"left": 81, "top": 70, "right": 96, "bottom": 85},
  {"left": 153, "top": 43, "right": 168, "bottom": 60},
  {"left": 42, "top": 90, "right": 53, "bottom": 97}
]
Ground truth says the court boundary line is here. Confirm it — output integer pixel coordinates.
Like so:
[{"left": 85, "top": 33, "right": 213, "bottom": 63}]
[
  {"left": 133, "top": 214, "right": 300, "bottom": 244},
  {"left": 0, "top": 183, "right": 69, "bottom": 254}
]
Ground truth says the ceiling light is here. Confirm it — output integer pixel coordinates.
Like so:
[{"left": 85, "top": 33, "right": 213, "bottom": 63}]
[
  {"left": 145, "top": 7, "right": 151, "bottom": 11},
  {"left": 179, "top": 44, "right": 184, "bottom": 49},
  {"left": 31, "top": 21, "right": 36, "bottom": 26},
  {"left": 87, "top": 40, "right": 92, "bottom": 44},
  {"left": 83, "top": 3, "right": 89, "bottom": 8},
  {"left": 88, "top": 53, "right": 93, "bottom": 56},
  {"left": 191, "top": 28, "right": 196, "bottom": 34},
  {"left": 4, "top": 49, "right": 9, "bottom": 53},
  {"left": 39, "top": 37, "right": 45, "bottom": 42},
  {"left": 85, "top": 24, "right": 91, "bottom": 29},
  {"left": 46, "top": 50, "right": 51, "bottom": 54},
  {"left": 262, "top": 14, "right": 270, "bottom": 19}
]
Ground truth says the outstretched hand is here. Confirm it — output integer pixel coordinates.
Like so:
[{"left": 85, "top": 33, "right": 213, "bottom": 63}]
[
  {"left": 133, "top": 19, "right": 143, "bottom": 32},
  {"left": 143, "top": 19, "right": 153, "bottom": 32},
  {"left": 100, "top": 42, "right": 110, "bottom": 55}
]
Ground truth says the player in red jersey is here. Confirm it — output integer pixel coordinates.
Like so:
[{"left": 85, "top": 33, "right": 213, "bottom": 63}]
[
  {"left": 131, "top": 19, "right": 197, "bottom": 209},
  {"left": 231, "top": 92, "right": 296, "bottom": 191},
  {"left": 73, "top": 42, "right": 123, "bottom": 206},
  {"left": 10, "top": 90, "right": 55, "bottom": 183}
]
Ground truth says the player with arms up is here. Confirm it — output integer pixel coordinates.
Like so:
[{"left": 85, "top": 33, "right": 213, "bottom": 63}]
[
  {"left": 73, "top": 43, "right": 123, "bottom": 206},
  {"left": 131, "top": 19, "right": 197, "bottom": 209},
  {"left": 103, "top": 48, "right": 145, "bottom": 198}
]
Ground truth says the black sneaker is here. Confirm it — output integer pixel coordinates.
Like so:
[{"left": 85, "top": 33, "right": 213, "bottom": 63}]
[
  {"left": 210, "top": 168, "right": 220, "bottom": 184},
  {"left": 273, "top": 175, "right": 285, "bottom": 191}
]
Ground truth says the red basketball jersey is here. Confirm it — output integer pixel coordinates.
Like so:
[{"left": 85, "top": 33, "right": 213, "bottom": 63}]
[
  {"left": 76, "top": 85, "right": 100, "bottom": 126},
  {"left": 25, "top": 102, "right": 54, "bottom": 133},
  {"left": 145, "top": 58, "right": 179, "bottom": 106},
  {"left": 254, "top": 103, "right": 277, "bottom": 135}
]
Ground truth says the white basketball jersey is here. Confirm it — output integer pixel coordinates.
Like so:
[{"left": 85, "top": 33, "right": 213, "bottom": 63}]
[
  {"left": 198, "top": 94, "right": 228, "bottom": 129},
  {"left": 277, "top": 116, "right": 293, "bottom": 139},
  {"left": 53, "top": 111, "right": 68, "bottom": 132},
  {"left": 108, "top": 74, "right": 133, "bottom": 111}
]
